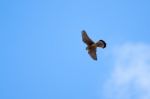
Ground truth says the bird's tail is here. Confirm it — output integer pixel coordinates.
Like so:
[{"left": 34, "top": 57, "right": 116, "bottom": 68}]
[{"left": 96, "top": 40, "right": 106, "bottom": 48}]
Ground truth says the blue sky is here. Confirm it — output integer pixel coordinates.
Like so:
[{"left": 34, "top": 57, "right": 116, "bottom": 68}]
[{"left": 1, "top": 0, "right": 150, "bottom": 99}]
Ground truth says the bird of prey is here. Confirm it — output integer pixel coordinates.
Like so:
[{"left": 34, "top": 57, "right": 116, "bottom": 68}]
[{"left": 82, "top": 30, "right": 106, "bottom": 60}]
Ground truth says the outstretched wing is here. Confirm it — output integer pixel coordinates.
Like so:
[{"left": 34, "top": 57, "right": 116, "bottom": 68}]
[
  {"left": 82, "top": 30, "right": 94, "bottom": 45},
  {"left": 88, "top": 48, "right": 97, "bottom": 60}
]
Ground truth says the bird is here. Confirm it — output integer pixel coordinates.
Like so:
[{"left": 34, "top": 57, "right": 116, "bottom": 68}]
[{"left": 82, "top": 30, "right": 106, "bottom": 60}]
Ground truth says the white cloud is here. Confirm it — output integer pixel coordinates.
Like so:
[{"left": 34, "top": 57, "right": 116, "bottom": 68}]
[{"left": 103, "top": 43, "right": 150, "bottom": 99}]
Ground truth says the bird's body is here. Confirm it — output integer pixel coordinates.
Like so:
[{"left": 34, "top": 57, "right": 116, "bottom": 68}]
[
  {"left": 82, "top": 30, "right": 106, "bottom": 60},
  {"left": 86, "top": 44, "right": 97, "bottom": 50}
]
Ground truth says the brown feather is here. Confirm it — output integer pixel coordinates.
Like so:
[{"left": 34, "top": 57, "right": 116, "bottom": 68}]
[
  {"left": 88, "top": 48, "right": 97, "bottom": 60},
  {"left": 82, "top": 30, "right": 94, "bottom": 45}
]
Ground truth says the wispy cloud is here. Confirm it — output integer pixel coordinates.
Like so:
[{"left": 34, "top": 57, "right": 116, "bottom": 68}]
[{"left": 103, "top": 43, "right": 150, "bottom": 99}]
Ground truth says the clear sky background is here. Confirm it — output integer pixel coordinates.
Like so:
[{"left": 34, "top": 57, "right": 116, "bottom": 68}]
[{"left": 1, "top": 0, "right": 150, "bottom": 99}]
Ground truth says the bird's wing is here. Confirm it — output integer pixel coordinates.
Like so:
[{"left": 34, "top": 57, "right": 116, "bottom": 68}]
[
  {"left": 88, "top": 48, "right": 97, "bottom": 60},
  {"left": 82, "top": 30, "right": 94, "bottom": 45}
]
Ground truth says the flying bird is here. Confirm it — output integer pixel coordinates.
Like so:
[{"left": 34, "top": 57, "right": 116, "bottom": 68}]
[{"left": 82, "top": 30, "right": 106, "bottom": 60}]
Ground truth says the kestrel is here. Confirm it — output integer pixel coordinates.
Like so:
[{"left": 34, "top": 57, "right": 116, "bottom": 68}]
[{"left": 82, "top": 30, "right": 106, "bottom": 60}]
